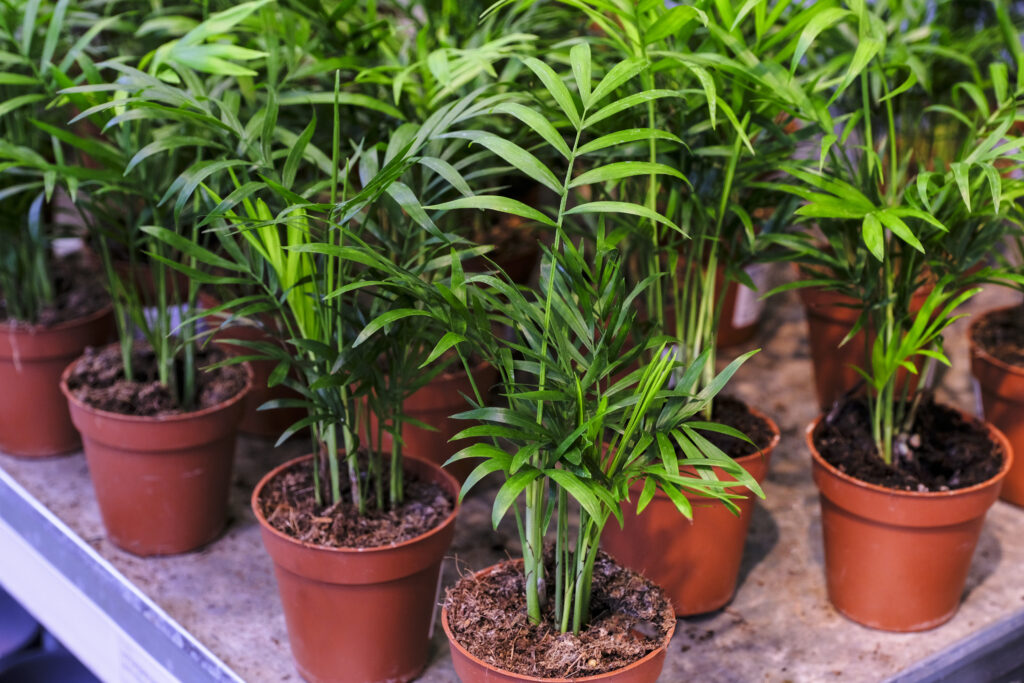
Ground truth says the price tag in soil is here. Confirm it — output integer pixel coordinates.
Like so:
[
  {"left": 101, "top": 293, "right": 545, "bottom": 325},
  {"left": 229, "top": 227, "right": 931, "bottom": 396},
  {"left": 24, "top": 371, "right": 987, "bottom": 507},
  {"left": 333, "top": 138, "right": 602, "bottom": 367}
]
[
  {"left": 732, "top": 263, "right": 770, "bottom": 329},
  {"left": 972, "top": 377, "right": 985, "bottom": 420}
]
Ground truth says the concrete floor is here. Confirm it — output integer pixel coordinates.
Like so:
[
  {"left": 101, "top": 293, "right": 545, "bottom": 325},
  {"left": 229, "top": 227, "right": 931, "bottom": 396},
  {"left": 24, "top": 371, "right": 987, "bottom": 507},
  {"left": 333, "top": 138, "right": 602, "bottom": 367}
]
[{"left": 2, "top": 271, "right": 1023, "bottom": 683}]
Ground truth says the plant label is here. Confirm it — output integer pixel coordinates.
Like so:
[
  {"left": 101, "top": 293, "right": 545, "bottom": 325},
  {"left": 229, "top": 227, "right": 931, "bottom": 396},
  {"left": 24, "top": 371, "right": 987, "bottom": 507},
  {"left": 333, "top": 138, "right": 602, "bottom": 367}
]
[{"left": 732, "top": 263, "right": 770, "bottom": 329}]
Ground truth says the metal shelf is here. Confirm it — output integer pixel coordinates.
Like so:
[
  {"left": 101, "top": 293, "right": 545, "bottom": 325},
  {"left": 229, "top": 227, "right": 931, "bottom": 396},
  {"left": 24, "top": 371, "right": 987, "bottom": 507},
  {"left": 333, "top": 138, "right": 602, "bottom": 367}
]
[{"left": 0, "top": 467, "right": 242, "bottom": 683}]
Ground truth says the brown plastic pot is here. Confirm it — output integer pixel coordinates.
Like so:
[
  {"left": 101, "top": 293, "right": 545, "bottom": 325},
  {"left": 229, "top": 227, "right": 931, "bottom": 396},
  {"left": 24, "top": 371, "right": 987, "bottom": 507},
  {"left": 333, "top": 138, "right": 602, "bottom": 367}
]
[
  {"left": 252, "top": 454, "right": 459, "bottom": 683},
  {"left": 199, "top": 293, "right": 305, "bottom": 439},
  {"left": 798, "top": 282, "right": 929, "bottom": 410},
  {"left": 601, "top": 405, "right": 780, "bottom": 616},
  {"left": 0, "top": 306, "right": 114, "bottom": 456},
  {"left": 970, "top": 306, "right": 1024, "bottom": 507},
  {"left": 59, "top": 354, "right": 252, "bottom": 556},
  {"left": 365, "top": 361, "right": 498, "bottom": 482},
  {"left": 442, "top": 561, "right": 674, "bottom": 683},
  {"left": 807, "top": 410, "right": 1012, "bottom": 631},
  {"left": 213, "top": 322, "right": 304, "bottom": 438}
]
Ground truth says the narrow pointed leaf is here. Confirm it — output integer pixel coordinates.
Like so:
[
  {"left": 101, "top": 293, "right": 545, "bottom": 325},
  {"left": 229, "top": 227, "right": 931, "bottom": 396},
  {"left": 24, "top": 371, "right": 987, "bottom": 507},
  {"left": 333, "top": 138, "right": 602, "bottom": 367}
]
[{"left": 427, "top": 195, "right": 556, "bottom": 227}]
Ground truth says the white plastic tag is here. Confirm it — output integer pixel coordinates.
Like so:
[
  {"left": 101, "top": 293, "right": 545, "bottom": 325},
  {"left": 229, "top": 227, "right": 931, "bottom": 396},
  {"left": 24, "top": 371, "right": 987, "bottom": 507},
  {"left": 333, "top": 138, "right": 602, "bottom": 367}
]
[
  {"left": 732, "top": 263, "right": 770, "bottom": 329},
  {"left": 972, "top": 377, "right": 985, "bottom": 419}
]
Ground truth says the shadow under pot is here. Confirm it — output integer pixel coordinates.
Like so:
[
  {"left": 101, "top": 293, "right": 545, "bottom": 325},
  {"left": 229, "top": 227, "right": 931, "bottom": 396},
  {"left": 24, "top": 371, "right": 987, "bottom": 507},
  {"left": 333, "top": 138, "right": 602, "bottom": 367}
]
[
  {"left": 601, "top": 402, "right": 780, "bottom": 616},
  {"left": 806, "top": 407, "right": 1011, "bottom": 631},
  {"left": 0, "top": 305, "right": 114, "bottom": 456},
  {"left": 442, "top": 560, "right": 675, "bottom": 683},
  {"left": 59, "top": 348, "right": 251, "bottom": 556},
  {"left": 969, "top": 305, "right": 1024, "bottom": 507},
  {"left": 252, "top": 454, "right": 459, "bottom": 683}
]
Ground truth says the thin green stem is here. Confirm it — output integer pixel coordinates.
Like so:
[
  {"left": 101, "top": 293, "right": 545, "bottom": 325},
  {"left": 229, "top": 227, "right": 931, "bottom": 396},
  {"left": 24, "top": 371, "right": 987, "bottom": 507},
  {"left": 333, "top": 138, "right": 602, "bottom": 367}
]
[
  {"left": 523, "top": 480, "right": 545, "bottom": 624},
  {"left": 326, "top": 420, "right": 342, "bottom": 506}
]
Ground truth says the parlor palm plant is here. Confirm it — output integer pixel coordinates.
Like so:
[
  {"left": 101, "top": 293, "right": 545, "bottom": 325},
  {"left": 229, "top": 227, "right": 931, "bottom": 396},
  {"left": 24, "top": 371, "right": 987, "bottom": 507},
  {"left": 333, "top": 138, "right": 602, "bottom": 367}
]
[
  {"left": 0, "top": 0, "right": 121, "bottom": 457},
  {"left": 42, "top": 0, "right": 276, "bottom": 411},
  {"left": 761, "top": 0, "right": 1024, "bottom": 631},
  {"left": 44, "top": 1, "right": 290, "bottom": 555},
  {"left": 146, "top": 52, "right": 509, "bottom": 512},
  {"left": 358, "top": 50, "right": 764, "bottom": 678},
  {"left": 153, "top": 57, "right": 538, "bottom": 683},
  {"left": 481, "top": 0, "right": 823, "bottom": 619},
  {"left": 766, "top": 1, "right": 1024, "bottom": 465}
]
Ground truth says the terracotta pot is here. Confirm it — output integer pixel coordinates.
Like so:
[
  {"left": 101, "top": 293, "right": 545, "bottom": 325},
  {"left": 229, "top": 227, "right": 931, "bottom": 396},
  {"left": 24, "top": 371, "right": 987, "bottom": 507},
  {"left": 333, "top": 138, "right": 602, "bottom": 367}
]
[
  {"left": 199, "top": 293, "right": 305, "bottom": 439},
  {"left": 601, "top": 406, "right": 780, "bottom": 616},
  {"left": 59, "top": 354, "right": 251, "bottom": 556},
  {"left": 0, "top": 306, "right": 114, "bottom": 456},
  {"left": 798, "top": 281, "right": 929, "bottom": 410},
  {"left": 365, "top": 361, "right": 498, "bottom": 482},
  {"left": 442, "top": 561, "right": 674, "bottom": 683},
  {"left": 970, "top": 306, "right": 1024, "bottom": 507},
  {"left": 807, "top": 410, "right": 1012, "bottom": 631},
  {"left": 252, "top": 454, "right": 459, "bottom": 683}
]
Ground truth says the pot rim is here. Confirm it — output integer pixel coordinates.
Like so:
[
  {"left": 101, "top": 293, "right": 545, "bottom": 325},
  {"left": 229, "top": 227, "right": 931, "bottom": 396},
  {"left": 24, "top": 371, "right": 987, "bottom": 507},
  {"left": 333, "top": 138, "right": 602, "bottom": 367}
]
[
  {"left": 440, "top": 560, "right": 676, "bottom": 683},
  {"left": 968, "top": 305, "right": 1024, "bottom": 378},
  {"left": 734, "top": 402, "right": 781, "bottom": 460},
  {"left": 251, "top": 452, "right": 460, "bottom": 555},
  {"left": 805, "top": 405, "right": 1013, "bottom": 500},
  {"left": 0, "top": 302, "right": 113, "bottom": 335},
  {"left": 58, "top": 343, "right": 254, "bottom": 424},
  {"left": 791, "top": 263, "right": 933, "bottom": 309}
]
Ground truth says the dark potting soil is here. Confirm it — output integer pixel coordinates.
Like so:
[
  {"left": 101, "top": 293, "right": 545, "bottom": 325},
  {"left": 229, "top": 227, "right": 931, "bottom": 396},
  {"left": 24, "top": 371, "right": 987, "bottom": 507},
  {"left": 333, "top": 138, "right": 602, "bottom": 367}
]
[
  {"left": 973, "top": 305, "right": 1024, "bottom": 367},
  {"left": 445, "top": 552, "right": 674, "bottom": 678},
  {"left": 258, "top": 458, "right": 454, "bottom": 548},
  {"left": 0, "top": 253, "right": 108, "bottom": 326},
  {"left": 701, "top": 395, "right": 775, "bottom": 458},
  {"left": 813, "top": 397, "right": 1003, "bottom": 492},
  {"left": 65, "top": 343, "right": 247, "bottom": 416}
]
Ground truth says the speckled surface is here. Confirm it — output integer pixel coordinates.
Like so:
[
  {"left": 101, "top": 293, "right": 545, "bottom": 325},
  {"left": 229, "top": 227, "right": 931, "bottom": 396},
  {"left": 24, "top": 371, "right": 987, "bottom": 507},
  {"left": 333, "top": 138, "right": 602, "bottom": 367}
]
[{"left": 2, "top": 269, "right": 1023, "bottom": 683}]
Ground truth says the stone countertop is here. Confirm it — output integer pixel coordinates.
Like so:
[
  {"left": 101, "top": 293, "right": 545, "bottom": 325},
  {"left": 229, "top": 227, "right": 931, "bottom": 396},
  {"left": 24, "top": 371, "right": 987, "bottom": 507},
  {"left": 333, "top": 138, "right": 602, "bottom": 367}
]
[{"left": 1, "top": 272, "right": 1022, "bottom": 683}]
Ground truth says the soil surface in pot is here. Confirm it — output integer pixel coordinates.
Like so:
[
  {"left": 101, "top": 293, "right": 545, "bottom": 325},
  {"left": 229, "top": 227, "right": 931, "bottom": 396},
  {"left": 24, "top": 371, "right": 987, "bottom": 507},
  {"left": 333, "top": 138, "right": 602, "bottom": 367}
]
[
  {"left": 445, "top": 552, "right": 674, "bottom": 678},
  {"left": 65, "top": 343, "right": 246, "bottom": 416},
  {"left": 0, "top": 254, "right": 108, "bottom": 326},
  {"left": 257, "top": 457, "right": 454, "bottom": 548},
  {"left": 703, "top": 396, "right": 775, "bottom": 457},
  {"left": 813, "top": 397, "right": 1002, "bottom": 491},
  {"left": 973, "top": 305, "right": 1024, "bottom": 366}
]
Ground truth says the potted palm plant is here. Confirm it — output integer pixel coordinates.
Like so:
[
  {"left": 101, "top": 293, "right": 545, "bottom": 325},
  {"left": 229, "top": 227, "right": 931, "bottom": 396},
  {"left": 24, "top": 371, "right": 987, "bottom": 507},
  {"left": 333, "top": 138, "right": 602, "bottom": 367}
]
[
  {"left": 383, "top": 49, "right": 765, "bottom": 681},
  {"left": 50, "top": 2, "right": 284, "bottom": 555},
  {"left": 565, "top": 0, "right": 830, "bottom": 617},
  {"left": 771, "top": 0, "right": 1020, "bottom": 409},
  {"left": 150, "top": 62, "right": 513, "bottom": 677},
  {"left": 219, "top": 139, "right": 480, "bottom": 683},
  {"left": 0, "top": 0, "right": 115, "bottom": 456},
  {"left": 769, "top": 2, "right": 1021, "bottom": 631}
]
